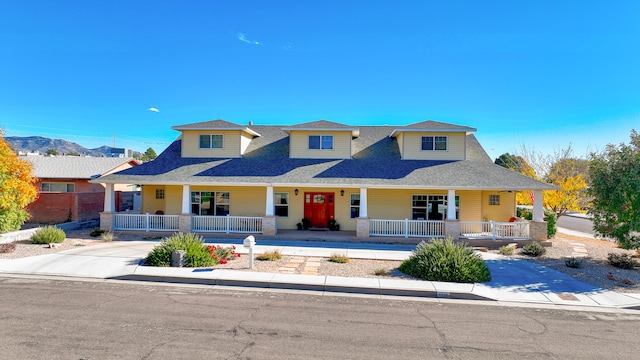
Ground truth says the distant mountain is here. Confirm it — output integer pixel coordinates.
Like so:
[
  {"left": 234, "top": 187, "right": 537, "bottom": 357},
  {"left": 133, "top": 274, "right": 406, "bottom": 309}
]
[{"left": 4, "top": 136, "right": 138, "bottom": 157}]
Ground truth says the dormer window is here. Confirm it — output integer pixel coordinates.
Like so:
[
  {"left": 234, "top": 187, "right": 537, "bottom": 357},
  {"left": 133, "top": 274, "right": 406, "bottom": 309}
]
[
  {"left": 308, "top": 135, "right": 333, "bottom": 150},
  {"left": 421, "top": 136, "right": 447, "bottom": 151},
  {"left": 199, "top": 134, "right": 224, "bottom": 149}
]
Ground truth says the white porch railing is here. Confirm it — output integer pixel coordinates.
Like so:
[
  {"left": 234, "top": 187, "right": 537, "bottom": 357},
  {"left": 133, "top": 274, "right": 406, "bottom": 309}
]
[
  {"left": 370, "top": 219, "right": 444, "bottom": 238},
  {"left": 192, "top": 215, "right": 262, "bottom": 233},
  {"left": 459, "top": 221, "right": 530, "bottom": 240},
  {"left": 113, "top": 213, "right": 179, "bottom": 231}
]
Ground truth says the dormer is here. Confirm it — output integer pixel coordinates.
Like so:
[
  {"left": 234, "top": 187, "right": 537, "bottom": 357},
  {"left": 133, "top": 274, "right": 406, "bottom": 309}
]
[
  {"left": 171, "top": 120, "right": 261, "bottom": 158},
  {"left": 390, "top": 120, "right": 477, "bottom": 160},
  {"left": 282, "top": 120, "right": 360, "bottom": 159}
]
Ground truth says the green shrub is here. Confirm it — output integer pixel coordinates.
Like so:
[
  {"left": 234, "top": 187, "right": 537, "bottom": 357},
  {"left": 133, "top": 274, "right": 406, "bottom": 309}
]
[
  {"left": 544, "top": 209, "right": 557, "bottom": 238},
  {"left": 521, "top": 242, "right": 547, "bottom": 257},
  {"left": 0, "top": 207, "right": 30, "bottom": 233},
  {"left": 144, "top": 233, "right": 215, "bottom": 267},
  {"left": 516, "top": 207, "right": 532, "bottom": 220},
  {"left": 31, "top": 226, "right": 66, "bottom": 244},
  {"left": 398, "top": 238, "right": 491, "bottom": 283},
  {"left": 564, "top": 257, "right": 583, "bottom": 268},
  {"left": 498, "top": 245, "right": 515, "bottom": 256},
  {"left": 607, "top": 253, "right": 638, "bottom": 270},
  {"left": 256, "top": 250, "right": 282, "bottom": 261},
  {"left": 90, "top": 228, "right": 106, "bottom": 237},
  {"left": 329, "top": 253, "right": 350, "bottom": 263},
  {"left": 374, "top": 268, "right": 389, "bottom": 276}
]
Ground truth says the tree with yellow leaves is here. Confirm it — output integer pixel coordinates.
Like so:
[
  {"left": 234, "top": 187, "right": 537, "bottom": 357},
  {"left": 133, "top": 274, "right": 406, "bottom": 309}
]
[{"left": 0, "top": 130, "right": 38, "bottom": 232}]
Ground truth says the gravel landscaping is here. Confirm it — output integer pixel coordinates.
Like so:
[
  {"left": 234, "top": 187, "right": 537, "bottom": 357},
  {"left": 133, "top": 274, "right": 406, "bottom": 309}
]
[{"left": 1, "top": 229, "right": 638, "bottom": 293}]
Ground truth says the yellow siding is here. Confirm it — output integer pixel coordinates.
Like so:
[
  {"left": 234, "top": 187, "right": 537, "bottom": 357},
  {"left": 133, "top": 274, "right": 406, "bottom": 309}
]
[
  {"left": 180, "top": 130, "right": 242, "bottom": 158},
  {"left": 289, "top": 130, "right": 352, "bottom": 159},
  {"left": 396, "top": 132, "right": 404, "bottom": 158},
  {"left": 401, "top": 132, "right": 466, "bottom": 160},
  {"left": 481, "top": 191, "right": 516, "bottom": 221},
  {"left": 457, "top": 190, "right": 482, "bottom": 221},
  {"left": 164, "top": 186, "right": 183, "bottom": 214},
  {"left": 141, "top": 186, "right": 165, "bottom": 214}
]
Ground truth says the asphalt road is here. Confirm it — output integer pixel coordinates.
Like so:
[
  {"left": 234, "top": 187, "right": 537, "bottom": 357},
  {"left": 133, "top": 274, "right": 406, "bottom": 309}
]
[
  {"left": 1, "top": 276, "right": 639, "bottom": 359},
  {"left": 558, "top": 213, "right": 595, "bottom": 235}
]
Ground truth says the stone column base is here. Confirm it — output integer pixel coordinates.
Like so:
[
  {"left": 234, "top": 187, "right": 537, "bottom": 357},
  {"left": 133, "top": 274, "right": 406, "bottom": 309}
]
[
  {"left": 356, "top": 218, "right": 370, "bottom": 238},
  {"left": 179, "top": 214, "right": 192, "bottom": 233},
  {"left": 262, "top": 216, "right": 277, "bottom": 236},
  {"left": 99, "top": 212, "right": 114, "bottom": 231},
  {"left": 530, "top": 221, "right": 548, "bottom": 241},
  {"left": 444, "top": 220, "right": 460, "bottom": 240}
]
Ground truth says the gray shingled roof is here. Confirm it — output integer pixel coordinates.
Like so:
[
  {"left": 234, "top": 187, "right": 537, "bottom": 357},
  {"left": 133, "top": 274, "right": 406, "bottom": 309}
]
[
  {"left": 95, "top": 122, "right": 555, "bottom": 191},
  {"left": 24, "top": 156, "right": 140, "bottom": 179}
]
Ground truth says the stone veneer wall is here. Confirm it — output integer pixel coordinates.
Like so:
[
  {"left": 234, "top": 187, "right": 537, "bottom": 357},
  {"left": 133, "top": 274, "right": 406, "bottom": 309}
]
[
  {"left": 356, "top": 218, "right": 370, "bottom": 237},
  {"left": 529, "top": 221, "right": 548, "bottom": 241},
  {"left": 262, "top": 216, "right": 277, "bottom": 236}
]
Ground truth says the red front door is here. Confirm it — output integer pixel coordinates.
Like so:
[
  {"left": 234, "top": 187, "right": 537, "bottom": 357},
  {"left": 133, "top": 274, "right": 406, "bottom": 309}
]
[{"left": 304, "top": 192, "right": 335, "bottom": 228}]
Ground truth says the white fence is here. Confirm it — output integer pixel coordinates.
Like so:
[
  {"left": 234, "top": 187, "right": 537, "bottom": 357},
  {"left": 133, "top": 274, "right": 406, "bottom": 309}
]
[
  {"left": 192, "top": 215, "right": 262, "bottom": 233},
  {"left": 459, "top": 221, "right": 529, "bottom": 240},
  {"left": 113, "top": 213, "right": 179, "bottom": 231},
  {"left": 370, "top": 219, "right": 444, "bottom": 238}
]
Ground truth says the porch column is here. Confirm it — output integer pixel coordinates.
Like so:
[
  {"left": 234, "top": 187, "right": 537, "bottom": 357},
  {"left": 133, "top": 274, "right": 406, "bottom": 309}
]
[
  {"left": 265, "top": 186, "right": 274, "bottom": 216},
  {"left": 181, "top": 185, "right": 191, "bottom": 214},
  {"left": 359, "top": 188, "right": 368, "bottom": 218},
  {"left": 532, "top": 190, "right": 543, "bottom": 222},
  {"left": 447, "top": 189, "right": 456, "bottom": 220},
  {"left": 104, "top": 183, "right": 115, "bottom": 212}
]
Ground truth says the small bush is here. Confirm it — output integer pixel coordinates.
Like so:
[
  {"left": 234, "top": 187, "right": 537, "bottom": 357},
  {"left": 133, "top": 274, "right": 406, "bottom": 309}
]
[
  {"left": 256, "top": 250, "right": 282, "bottom": 261},
  {"left": 0, "top": 242, "right": 17, "bottom": 253},
  {"left": 329, "top": 253, "right": 350, "bottom": 263},
  {"left": 374, "top": 268, "right": 389, "bottom": 276},
  {"left": 498, "top": 245, "right": 515, "bottom": 256},
  {"left": 565, "top": 257, "right": 582, "bottom": 268},
  {"left": 145, "top": 233, "right": 215, "bottom": 267},
  {"left": 544, "top": 209, "right": 557, "bottom": 238},
  {"left": 398, "top": 238, "right": 491, "bottom": 283},
  {"left": 207, "top": 245, "right": 240, "bottom": 264},
  {"left": 607, "top": 253, "right": 638, "bottom": 270},
  {"left": 31, "top": 226, "right": 66, "bottom": 244},
  {"left": 516, "top": 207, "right": 532, "bottom": 220},
  {"left": 100, "top": 231, "right": 115, "bottom": 242},
  {"left": 89, "top": 228, "right": 106, "bottom": 237},
  {"left": 521, "top": 242, "right": 547, "bottom": 257}
]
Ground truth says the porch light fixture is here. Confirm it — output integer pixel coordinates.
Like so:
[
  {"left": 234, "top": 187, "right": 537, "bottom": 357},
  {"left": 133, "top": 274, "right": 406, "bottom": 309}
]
[
  {"left": 340, "top": 189, "right": 344, "bottom": 197},
  {"left": 295, "top": 189, "right": 298, "bottom": 196}
]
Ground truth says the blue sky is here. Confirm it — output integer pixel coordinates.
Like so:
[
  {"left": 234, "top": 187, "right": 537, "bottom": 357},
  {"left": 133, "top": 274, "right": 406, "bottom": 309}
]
[{"left": 1, "top": 1, "right": 638, "bottom": 160}]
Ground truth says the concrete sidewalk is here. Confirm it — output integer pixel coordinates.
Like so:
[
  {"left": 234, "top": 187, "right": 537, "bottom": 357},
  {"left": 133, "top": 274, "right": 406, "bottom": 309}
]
[{"left": 1, "top": 239, "right": 639, "bottom": 311}]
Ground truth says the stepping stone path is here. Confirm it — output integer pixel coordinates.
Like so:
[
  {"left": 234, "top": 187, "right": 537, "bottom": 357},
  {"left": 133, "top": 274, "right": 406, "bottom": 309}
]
[
  {"left": 277, "top": 256, "right": 320, "bottom": 275},
  {"left": 569, "top": 242, "right": 588, "bottom": 258}
]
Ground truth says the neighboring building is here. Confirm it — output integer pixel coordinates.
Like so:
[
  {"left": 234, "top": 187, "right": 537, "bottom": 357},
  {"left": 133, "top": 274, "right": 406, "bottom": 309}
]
[
  {"left": 109, "top": 148, "right": 134, "bottom": 158},
  {"left": 94, "top": 119, "right": 555, "bottom": 240},
  {"left": 24, "top": 156, "right": 141, "bottom": 223}
]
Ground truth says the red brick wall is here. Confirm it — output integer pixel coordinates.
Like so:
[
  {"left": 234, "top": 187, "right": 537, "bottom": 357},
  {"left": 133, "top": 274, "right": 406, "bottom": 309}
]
[{"left": 27, "top": 192, "right": 105, "bottom": 223}]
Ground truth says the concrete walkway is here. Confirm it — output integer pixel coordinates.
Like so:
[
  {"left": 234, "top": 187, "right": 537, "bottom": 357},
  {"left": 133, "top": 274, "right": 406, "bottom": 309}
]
[{"left": 1, "top": 236, "right": 639, "bottom": 312}]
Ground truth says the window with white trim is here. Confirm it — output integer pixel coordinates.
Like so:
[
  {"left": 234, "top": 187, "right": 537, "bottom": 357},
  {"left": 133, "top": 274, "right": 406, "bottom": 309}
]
[
  {"left": 41, "top": 182, "right": 75, "bottom": 192},
  {"left": 412, "top": 194, "right": 459, "bottom": 220},
  {"left": 155, "top": 189, "right": 165, "bottom": 199},
  {"left": 350, "top": 193, "right": 360, "bottom": 218},
  {"left": 308, "top": 135, "right": 333, "bottom": 150},
  {"left": 274, "top": 192, "right": 289, "bottom": 217},
  {"left": 199, "top": 134, "right": 224, "bottom": 149},
  {"left": 489, "top": 194, "right": 500, "bottom": 205},
  {"left": 421, "top": 136, "right": 447, "bottom": 151},
  {"left": 191, "top": 191, "right": 230, "bottom": 215}
]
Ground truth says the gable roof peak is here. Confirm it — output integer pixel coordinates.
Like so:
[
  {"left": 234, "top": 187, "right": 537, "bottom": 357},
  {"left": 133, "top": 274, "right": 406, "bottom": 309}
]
[
  {"left": 171, "top": 119, "right": 260, "bottom": 137},
  {"left": 282, "top": 120, "right": 360, "bottom": 137},
  {"left": 390, "top": 120, "right": 477, "bottom": 137}
]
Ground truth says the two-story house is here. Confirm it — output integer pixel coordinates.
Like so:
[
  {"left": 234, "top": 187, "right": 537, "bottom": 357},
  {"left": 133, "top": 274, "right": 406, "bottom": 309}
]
[{"left": 93, "top": 119, "right": 555, "bottom": 240}]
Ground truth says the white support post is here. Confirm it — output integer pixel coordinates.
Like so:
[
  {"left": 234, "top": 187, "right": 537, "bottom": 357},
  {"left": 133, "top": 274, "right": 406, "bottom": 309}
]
[
  {"left": 265, "top": 186, "right": 274, "bottom": 216},
  {"left": 447, "top": 189, "right": 456, "bottom": 220},
  {"left": 404, "top": 218, "right": 409, "bottom": 238},
  {"left": 104, "top": 183, "right": 115, "bottom": 212},
  {"left": 181, "top": 185, "right": 191, "bottom": 214},
  {"left": 533, "top": 190, "right": 544, "bottom": 222},
  {"left": 359, "top": 188, "right": 368, "bottom": 218}
]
